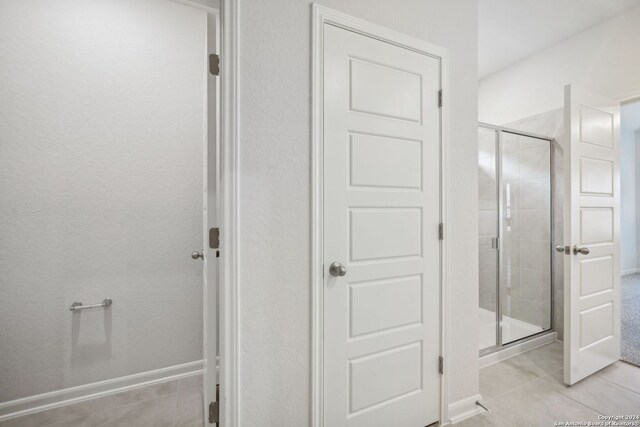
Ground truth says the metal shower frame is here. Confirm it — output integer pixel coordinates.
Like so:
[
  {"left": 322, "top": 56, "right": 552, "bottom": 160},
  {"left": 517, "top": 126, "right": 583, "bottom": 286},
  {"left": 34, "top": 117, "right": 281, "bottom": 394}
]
[{"left": 478, "top": 122, "right": 556, "bottom": 357}]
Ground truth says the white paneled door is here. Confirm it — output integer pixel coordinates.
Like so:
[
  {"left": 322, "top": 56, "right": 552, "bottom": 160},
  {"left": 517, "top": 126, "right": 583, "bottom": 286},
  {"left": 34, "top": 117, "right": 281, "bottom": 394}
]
[
  {"left": 323, "top": 23, "right": 441, "bottom": 426},
  {"left": 563, "top": 85, "right": 621, "bottom": 385}
]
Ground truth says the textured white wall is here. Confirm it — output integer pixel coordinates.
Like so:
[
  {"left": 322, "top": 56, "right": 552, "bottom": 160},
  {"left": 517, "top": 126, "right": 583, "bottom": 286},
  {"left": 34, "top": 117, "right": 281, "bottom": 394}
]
[
  {"left": 0, "top": 0, "right": 206, "bottom": 402},
  {"left": 238, "top": 0, "right": 478, "bottom": 425},
  {"left": 479, "top": 4, "right": 640, "bottom": 125}
]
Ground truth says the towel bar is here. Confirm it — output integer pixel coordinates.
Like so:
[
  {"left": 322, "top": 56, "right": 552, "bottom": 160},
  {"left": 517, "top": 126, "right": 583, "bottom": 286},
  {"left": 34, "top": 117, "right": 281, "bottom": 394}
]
[{"left": 69, "top": 299, "right": 112, "bottom": 312}]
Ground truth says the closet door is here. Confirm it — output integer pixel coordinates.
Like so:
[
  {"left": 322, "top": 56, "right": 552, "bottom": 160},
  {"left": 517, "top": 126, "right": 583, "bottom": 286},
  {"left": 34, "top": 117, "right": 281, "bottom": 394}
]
[{"left": 322, "top": 23, "right": 442, "bottom": 427}]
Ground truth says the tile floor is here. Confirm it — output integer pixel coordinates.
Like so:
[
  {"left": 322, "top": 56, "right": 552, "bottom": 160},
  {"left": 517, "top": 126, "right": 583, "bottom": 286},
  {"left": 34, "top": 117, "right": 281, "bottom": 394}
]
[
  {"left": 3, "top": 345, "right": 639, "bottom": 427},
  {"left": 459, "top": 341, "right": 640, "bottom": 426},
  {"left": 0, "top": 375, "right": 203, "bottom": 427}
]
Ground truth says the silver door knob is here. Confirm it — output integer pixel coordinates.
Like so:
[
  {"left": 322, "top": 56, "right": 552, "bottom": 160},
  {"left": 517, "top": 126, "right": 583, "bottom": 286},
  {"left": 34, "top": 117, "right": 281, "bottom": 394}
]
[
  {"left": 191, "top": 251, "right": 204, "bottom": 260},
  {"left": 329, "top": 262, "right": 347, "bottom": 277},
  {"left": 573, "top": 245, "right": 590, "bottom": 255},
  {"left": 555, "top": 245, "right": 565, "bottom": 253}
]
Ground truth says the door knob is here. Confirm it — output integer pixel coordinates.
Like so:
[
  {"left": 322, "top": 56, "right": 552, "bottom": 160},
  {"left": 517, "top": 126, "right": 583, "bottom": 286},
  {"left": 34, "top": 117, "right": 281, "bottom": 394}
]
[
  {"left": 191, "top": 250, "right": 204, "bottom": 260},
  {"left": 573, "top": 245, "right": 590, "bottom": 255},
  {"left": 329, "top": 262, "right": 347, "bottom": 277},
  {"left": 555, "top": 245, "right": 566, "bottom": 253}
]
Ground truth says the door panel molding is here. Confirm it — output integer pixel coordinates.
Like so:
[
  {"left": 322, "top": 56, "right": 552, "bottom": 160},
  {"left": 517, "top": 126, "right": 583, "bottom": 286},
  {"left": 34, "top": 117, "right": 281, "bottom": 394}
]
[
  {"left": 311, "top": 5, "right": 450, "bottom": 426},
  {"left": 563, "top": 84, "right": 621, "bottom": 385}
]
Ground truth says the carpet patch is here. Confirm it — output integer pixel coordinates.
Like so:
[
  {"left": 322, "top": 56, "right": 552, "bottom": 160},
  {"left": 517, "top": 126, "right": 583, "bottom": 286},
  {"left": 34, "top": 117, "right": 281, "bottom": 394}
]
[{"left": 621, "top": 274, "right": 640, "bottom": 366}]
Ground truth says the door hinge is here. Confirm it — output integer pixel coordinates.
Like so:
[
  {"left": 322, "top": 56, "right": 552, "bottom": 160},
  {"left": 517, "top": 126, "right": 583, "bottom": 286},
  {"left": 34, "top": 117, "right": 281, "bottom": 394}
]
[
  {"left": 438, "top": 356, "right": 444, "bottom": 374},
  {"left": 209, "top": 228, "right": 220, "bottom": 257},
  {"left": 209, "top": 384, "right": 220, "bottom": 424},
  {"left": 208, "top": 401, "right": 219, "bottom": 424},
  {"left": 438, "top": 90, "right": 443, "bottom": 108},
  {"left": 209, "top": 54, "right": 220, "bottom": 76},
  {"left": 209, "top": 228, "right": 219, "bottom": 248},
  {"left": 491, "top": 237, "right": 499, "bottom": 250},
  {"left": 438, "top": 223, "right": 444, "bottom": 240}
]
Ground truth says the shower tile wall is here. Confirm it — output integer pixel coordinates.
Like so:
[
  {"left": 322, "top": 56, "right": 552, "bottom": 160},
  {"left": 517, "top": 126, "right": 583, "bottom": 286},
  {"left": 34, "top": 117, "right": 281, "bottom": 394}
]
[
  {"left": 478, "top": 129, "right": 497, "bottom": 313},
  {"left": 505, "top": 108, "right": 565, "bottom": 340}
]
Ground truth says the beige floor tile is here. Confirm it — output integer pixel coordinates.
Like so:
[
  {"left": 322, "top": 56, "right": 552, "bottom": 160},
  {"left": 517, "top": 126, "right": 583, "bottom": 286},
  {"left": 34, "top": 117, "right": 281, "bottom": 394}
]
[
  {"left": 454, "top": 410, "right": 512, "bottom": 427},
  {"left": 0, "top": 376, "right": 204, "bottom": 427},
  {"left": 174, "top": 378, "right": 204, "bottom": 427},
  {"left": 548, "top": 370, "right": 640, "bottom": 415},
  {"left": 0, "top": 400, "right": 96, "bottom": 427},
  {"left": 595, "top": 361, "right": 640, "bottom": 394},
  {"left": 50, "top": 415, "right": 93, "bottom": 427},
  {"left": 489, "top": 374, "right": 601, "bottom": 427},
  {"left": 501, "top": 341, "right": 563, "bottom": 378},
  {"left": 90, "top": 394, "right": 176, "bottom": 427},
  {"left": 92, "top": 379, "right": 178, "bottom": 411},
  {"left": 479, "top": 359, "right": 539, "bottom": 398},
  {"left": 471, "top": 344, "right": 640, "bottom": 426}
]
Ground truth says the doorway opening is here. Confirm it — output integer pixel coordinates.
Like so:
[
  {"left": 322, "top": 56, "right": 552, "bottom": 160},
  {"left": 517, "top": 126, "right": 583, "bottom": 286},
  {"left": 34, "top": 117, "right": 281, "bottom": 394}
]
[
  {"left": 619, "top": 98, "right": 640, "bottom": 367},
  {"left": 0, "top": 0, "right": 229, "bottom": 424}
]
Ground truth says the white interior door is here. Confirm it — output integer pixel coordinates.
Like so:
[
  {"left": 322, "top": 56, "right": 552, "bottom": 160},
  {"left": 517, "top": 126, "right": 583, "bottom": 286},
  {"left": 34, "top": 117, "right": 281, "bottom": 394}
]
[
  {"left": 323, "top": 23, "right": 441, "bottom": 427},
  {"left": 563, "top": 84, "right": 621, "bottom": 385}
]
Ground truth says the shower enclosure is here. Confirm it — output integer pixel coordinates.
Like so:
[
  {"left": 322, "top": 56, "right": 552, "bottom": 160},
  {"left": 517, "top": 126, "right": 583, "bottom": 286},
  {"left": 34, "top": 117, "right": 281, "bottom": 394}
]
[{"left": 478, "top": 123, "right": 554, "bottom": 355}]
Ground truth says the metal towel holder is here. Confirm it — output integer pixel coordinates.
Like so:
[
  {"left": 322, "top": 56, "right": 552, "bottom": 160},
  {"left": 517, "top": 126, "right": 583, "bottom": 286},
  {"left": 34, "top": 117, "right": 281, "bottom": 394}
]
[{"left": 69, "top": 299, "right": 112, "bottom": 312}]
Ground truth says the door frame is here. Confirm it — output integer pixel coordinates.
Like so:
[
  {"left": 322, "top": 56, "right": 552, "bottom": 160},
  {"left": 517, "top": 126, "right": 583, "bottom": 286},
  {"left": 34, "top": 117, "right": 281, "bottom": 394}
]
[
  {"left": 218, "top": 0, "right": 240, "bottom": 425},
  {"left": 173, "top": 1, "right": 240, "bottom": 425},
  {"left": 310, "top": 4, "right": 451, "bottom": 425}
]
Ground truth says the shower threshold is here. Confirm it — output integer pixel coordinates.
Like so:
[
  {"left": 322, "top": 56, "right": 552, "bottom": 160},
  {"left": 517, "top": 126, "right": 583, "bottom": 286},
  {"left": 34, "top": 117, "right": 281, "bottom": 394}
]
[
  {"left": 479, "top": 307, "right": 544, "bottom": 349},
  {"left": 479, "top": 315, "right": 557, "bottom": 368}
]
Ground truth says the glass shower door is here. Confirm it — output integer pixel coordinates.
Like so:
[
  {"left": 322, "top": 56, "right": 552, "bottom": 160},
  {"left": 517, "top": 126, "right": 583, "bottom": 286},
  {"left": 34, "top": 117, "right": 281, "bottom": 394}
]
[
  {"left": 478, "top": 124, "right": 553, "bottom": 354},
  {"left": 499, "top": 132, "right": 552, "bottom": 345}
]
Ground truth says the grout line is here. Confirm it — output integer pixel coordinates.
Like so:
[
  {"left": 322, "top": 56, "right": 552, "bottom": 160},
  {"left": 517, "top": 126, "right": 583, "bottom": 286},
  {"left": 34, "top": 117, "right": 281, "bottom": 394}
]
[
  {"left": 594, "top": 374, "right": 640, "bottom": 398},
  {"left": 539, "top": 367, "right": 640, "bottom": 417},
  {"left": 483, "top": 369, "right": 548, "bottom": 400},
  {"left": 554, "top": 391, "right": 605, "bottom": 416},
  {"left": 490, "top": 368, "right": 607, "bottom": 420},
  {"left": 556, "top": 394, "right": 606, "bottom": 416},
  {"left": 481, "top": 345, "right": 562, "bottom": 399}
]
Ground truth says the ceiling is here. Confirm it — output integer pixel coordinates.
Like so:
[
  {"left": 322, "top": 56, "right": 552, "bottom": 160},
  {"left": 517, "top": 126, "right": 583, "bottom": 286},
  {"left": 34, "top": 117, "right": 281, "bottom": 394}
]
[{"left": 479, "top": 0, "right": 640, "bottom": 79}]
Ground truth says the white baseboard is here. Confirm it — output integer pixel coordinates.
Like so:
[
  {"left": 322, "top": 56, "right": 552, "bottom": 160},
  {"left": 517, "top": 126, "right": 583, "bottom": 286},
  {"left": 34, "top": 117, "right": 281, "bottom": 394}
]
[
  {"left": 479, "top": 331, "right": 557, "bottom": 369},
  {"left": 621, "top": 268, "right": 640, "bottom": 276},
  {"left": 446, "top": 394, "right": 484, "bottom": 424},
  {"left": 0, "top": 360, "right": 204, "bottom": 421}
]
